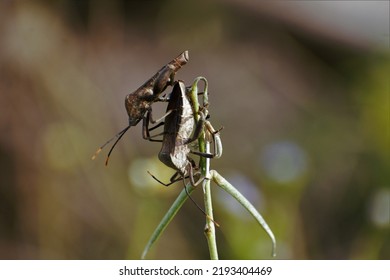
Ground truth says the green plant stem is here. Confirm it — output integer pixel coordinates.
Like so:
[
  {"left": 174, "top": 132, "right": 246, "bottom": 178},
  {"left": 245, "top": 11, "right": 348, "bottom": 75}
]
[
  {"left": 202, "top": 141, "right": 218, "bottom": 259},
  {"left": 190, "top": 77, "right": 218, "bottom": 259}
]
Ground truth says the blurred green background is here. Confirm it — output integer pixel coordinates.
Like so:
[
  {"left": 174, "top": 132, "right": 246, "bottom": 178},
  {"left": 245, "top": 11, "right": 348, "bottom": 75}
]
[{"left": 0, "top": 0, "right": 389, "bottom": 259}]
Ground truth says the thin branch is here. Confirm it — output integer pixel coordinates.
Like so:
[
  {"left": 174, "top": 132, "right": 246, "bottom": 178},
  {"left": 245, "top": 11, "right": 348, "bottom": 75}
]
[
  {"left": 190, "top": 77, "right": 219, "bottom": 259},
  {"left": 209, "top": 170, "right": 276, "bottom": 257}
]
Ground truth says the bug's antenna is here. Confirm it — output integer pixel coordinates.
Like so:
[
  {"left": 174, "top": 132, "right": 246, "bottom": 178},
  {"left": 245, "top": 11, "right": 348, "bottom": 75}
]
[
  {"left": 104, "top": 126, "right": 130, "bottom": 165},
  {"left": 91, "top": 125, "right": 130, "bottom": 165}
]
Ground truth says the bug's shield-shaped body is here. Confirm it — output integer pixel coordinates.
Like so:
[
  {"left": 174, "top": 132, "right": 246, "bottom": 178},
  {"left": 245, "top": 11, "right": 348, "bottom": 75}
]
[
  {"left": 125, "top": 51, "right": 189, "bottom": 126},
  {"left": 158, "top": 81, "right": 194, "bottom": 175}
]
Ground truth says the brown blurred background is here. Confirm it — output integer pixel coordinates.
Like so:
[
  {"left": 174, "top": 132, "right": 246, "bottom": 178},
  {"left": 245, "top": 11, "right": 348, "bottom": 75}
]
[{"left": 0, "top": 0, "right": 389, "bottom": 259}]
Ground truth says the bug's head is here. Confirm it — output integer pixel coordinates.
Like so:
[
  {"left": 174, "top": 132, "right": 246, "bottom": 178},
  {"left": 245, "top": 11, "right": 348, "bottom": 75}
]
[{"left": 125, "top": 90, "right": 152, "bottom": 126}]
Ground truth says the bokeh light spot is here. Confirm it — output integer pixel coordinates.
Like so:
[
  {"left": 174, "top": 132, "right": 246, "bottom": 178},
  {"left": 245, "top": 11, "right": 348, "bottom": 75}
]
[
  {"left": 369, "top": 188, "right": 390, "bottom": 228},
  {"left": 128, "top": 157, "right": 175, "bottom": 195},
  {"left": 259, "top": 141, "right": 308, "bottom": 184}
]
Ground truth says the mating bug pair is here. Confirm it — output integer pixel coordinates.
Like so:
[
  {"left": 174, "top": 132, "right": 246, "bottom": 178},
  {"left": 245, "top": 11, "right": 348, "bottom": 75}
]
[
  {"left": 93, "top": 50, "right": 222, "bottom": 191},
  {"left": 93, "top": 51, "right": 277, "bottom": 257}
]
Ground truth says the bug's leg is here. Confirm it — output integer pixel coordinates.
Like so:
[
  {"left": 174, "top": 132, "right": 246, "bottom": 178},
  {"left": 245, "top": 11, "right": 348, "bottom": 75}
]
[
  {"left": 184, "top": 110, "right": 207, "bottom": 145},
  {"left": 143, "top": 109, "right": 175, "bottom": 142},
  {"left": 185, "top": 85, "right": 205, "bottom": 96},
  {"left": 147, "top": 108, "right": 176, "bottom": 133},
  {"left": 149, "top": 108, "right": 174, "bottom": 124},
  {"left": 142, "top": 112, "right": 163, "bottom": 142},
  {"left": 148, "top": 121, "right": 165, "bottom": 132},
  {"left": 190, "top": 150, "right": 214, "bottom": 159},
  {"left": 169, "top": 171, "right": 182, "bottom": 183},
  {"left": 205, "top": 121, "right": 223, "bottom": 159},
  {"left": 189, "top": 136, "right": 220, "bottom": 159},
  {"left": 143, "top": 108, "right": 177, "bottom": 141},
  {"left": 187, "top": 160, "right": 206, "bottom": 187},
  {"left": 190, "top": 118, "right": 223, "bottom": 158},
  {"left": 147, "top": 170, "right": 186, "bottom": 187},
  {"left": 184, "top": 163, "right": 219, "bottom": 226}
]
